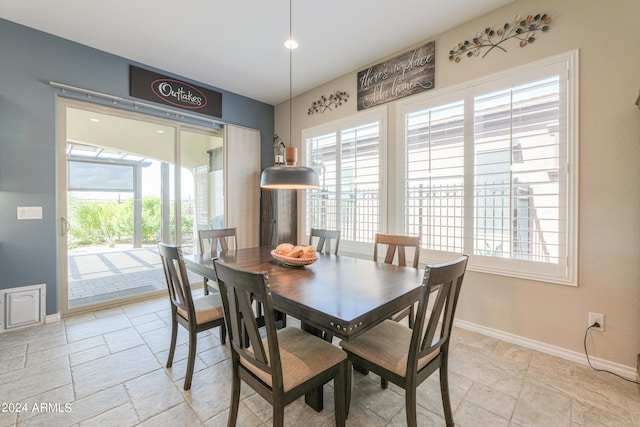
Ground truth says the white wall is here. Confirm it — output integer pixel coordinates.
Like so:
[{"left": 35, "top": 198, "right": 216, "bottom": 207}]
[{"left": 277, "top": 0, "right": 640, "bottom": 369}]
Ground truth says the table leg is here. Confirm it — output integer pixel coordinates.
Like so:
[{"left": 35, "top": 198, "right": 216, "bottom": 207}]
[{"left": 301, "top": 321, "right": 325, "bottom": 412}]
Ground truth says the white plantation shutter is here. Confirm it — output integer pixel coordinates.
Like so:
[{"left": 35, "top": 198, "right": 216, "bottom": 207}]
[
  {"left": 305, "top": 109, "right": 384, "bottom": 245},
  {"left": 339, "top": 122, "right": 381, "bottom": 242},
  {"left": 306, "top": 131, "right": 339, "bottom": 232},
  {"left": 473, "top": 76, "right": 562, "bottom": 264},
  {"left": 399, "top": 52, "right": 577, "bottom": 285},
  {"left": 404, "top": 100, "right": 465, "bottom": 252}
]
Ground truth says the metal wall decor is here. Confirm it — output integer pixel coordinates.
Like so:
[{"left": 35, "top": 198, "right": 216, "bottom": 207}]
[
  {"left": 449, "top": 13, "right": 552, "bottom": 63},
  {"left": 307, "top": 91, "right": 350, "bottom": 115}
]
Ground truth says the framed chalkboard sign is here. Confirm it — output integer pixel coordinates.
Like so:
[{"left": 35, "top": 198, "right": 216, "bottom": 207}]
[{"left": 357, "top": 41, "right": 435, "bottom": 110}]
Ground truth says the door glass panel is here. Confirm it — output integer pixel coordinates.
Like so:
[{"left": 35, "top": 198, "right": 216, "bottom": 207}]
[
  {"left": 180, "top": 129, "right": 224, "bottom": 255},
  {"left": 65, "top": 107, "right": 177, "bottom": 309}
]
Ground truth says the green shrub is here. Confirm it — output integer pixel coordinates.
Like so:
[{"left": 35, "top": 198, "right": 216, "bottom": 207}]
[{"left": 67, "top": 195, "right": 193, "bottom": 247}]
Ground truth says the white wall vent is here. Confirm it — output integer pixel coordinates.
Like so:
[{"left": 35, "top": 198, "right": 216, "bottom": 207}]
[{"left": 0, "top": 284, "right": 46, "bottom": 333}]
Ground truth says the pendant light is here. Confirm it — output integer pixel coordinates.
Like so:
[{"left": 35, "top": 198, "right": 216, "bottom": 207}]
[{"left": 260, "top": 0, "right": 319, "bottom": 189}]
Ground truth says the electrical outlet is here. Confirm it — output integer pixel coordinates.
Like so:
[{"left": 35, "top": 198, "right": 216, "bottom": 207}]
[{"left": 588, "top": 312, "right": 605, "bottom": 332}]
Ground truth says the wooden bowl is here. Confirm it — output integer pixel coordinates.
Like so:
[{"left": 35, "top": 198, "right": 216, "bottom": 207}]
[{"left": 271, "top": 249, "right": 317, "bottom": 267}]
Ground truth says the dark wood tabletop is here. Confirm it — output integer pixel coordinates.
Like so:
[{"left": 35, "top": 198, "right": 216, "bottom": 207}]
[{"left": 183, "top": 246, "right": 423, "bottom": 341}]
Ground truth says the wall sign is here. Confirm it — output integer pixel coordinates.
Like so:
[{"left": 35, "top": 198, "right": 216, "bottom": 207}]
[
  {"left": 129, "top": 66, "right": 222, "bottom": 118},
  {"left": 357, "top": 41, "right": 435, "bottom": 110}
]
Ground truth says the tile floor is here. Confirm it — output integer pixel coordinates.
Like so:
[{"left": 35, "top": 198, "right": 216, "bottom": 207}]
[{"left": 1, "top": 295, "right": 639, "bottom": 427}]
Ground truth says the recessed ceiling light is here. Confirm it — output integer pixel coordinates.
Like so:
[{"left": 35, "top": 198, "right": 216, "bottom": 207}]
[
  {"left": 89, "top": 118, "right": 100, "bottom": 123},
  {"left": 284, "top": 38, "right": 298, "bottom": 49},
  {"left": 156, "top": 130, "right": 165, "bottom": 134}
]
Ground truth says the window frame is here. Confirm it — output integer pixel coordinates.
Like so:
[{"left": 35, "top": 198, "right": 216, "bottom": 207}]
[
  {"left": 301, "top": 106, "right": 387, "bottom": 256},
  {"left": 395, "top": 50, "right": 579, "bottom": 285}
]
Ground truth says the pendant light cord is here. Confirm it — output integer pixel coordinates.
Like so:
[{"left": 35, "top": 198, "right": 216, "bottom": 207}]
[{"left": 289, "top": 0, "right": 293, "bottom": 147}]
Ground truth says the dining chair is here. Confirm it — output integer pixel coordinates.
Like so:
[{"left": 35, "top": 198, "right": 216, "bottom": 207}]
[
  {"left": 373, "top": 233, "right": 421, "bottom": 329},
  {"left": 213, "top": 260, "right": 348, "bottom": 427},
  {"left": 340, "top": 255, "right": 469, "bottom": 427},
  {"left": 157, "top": 242, "right": 227, "bottom": 390},
  {"left": 198, "top": 228, "right": 238, "bottom": 295},
  {"left": 308, "top": 227, "right": 341, "bottom": 255}
]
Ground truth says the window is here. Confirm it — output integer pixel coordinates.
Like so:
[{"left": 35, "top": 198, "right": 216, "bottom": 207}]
[
  {"left": 304, "top": 108, "right": 385, "bottom": 247},
  {"left": 404, "top": 100, "right": 465, "bottom": 252},
  {"left": 399, "top": 52, "right": 578, "bottom": 285}
]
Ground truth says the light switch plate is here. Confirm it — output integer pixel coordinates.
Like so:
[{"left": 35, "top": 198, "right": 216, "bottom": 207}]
[{"left": 17, "top": 206, "right": 43, "bottom": 220}]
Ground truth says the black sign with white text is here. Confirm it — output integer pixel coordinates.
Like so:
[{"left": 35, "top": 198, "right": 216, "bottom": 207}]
[{"left": 130, "top": 66, "right": 222, "bottom": 118}]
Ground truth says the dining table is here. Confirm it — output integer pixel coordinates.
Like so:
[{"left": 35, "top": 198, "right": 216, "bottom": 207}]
[{"left": 183, "top": 245, "right": 423, "bottom": 410}]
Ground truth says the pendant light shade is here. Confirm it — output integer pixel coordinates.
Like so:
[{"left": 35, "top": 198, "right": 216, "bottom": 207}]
[
  {"left": 260, "top": 165, "right": 320, "bottom": 189},
  {"left": 260, "top": 0, "right": 320, "bottom": 190}
]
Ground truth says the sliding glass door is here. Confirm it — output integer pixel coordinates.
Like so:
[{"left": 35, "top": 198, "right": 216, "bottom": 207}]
[{"left": 57, "top": 99, "right": 223, "bottom": 313}]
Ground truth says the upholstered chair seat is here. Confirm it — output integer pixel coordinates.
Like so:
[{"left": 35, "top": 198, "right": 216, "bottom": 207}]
[
  {"left": 340, "top": 319, "right": 438, "bottom": 377},
  {"left": 241, "top": 327, "right": 346, "bottom": 391}
]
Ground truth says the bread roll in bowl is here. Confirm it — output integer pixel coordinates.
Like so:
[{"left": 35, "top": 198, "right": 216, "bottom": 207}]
[
  {"left": 301, "top": 246, "right": 316, "bottom": 258},
  {"left": 275, "top": 243, "right": 294, "bottom": 255},
  {"left": 287, "top": 246, "right": 304, "bottom": 258}
]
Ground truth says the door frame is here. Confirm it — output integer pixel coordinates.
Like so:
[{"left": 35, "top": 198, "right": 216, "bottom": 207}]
[{"left": 56, "top": 98, "right": 223, "bottom": 315}]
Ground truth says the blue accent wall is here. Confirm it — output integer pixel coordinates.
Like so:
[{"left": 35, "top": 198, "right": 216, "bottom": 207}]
[{"left": 0, "top": 18, "right": 274, "bottom": 315}]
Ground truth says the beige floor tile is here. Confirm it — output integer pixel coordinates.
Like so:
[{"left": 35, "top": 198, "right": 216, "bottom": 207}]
[
  {"left": 347, "top": 371, "right": 406, "bottom": 421},
  {"left": 0, "top": 343, "right": 27, "bottom": 362},
  {"left": 15, "top": 384, "right": 75, "bottom": 425},
  {"left": 164, "top": 353, "right": 209, "bottom": 385},
  {"left": 454, "top": 400, "right": 509, "bottom": 427},
  {"left": 463, "top": 382, "right": 516, "bottom": 420},
  {"left": 120, "top": 299, "right": 170, "bottom": 319},
  {"left": 26, "top": 336, "right": 104, "bottom": 366},
  {"left": 1, "top": 295, "right": 637, "bottom": 427},
  {"left": 140, "top": 324, "right": 189, "bottom": 354},
  {"left": 20, "top": 384, "right": 129, "bottom": 426},
  {"left": 180, "top": 360, "right": 237, "bottom": 421},
  {"left": 197, "top": 343, "right": 231, "bottom": 367},
  {"left": 571, "top": 398, "right": 634, "bottom": 426},
  {"left": 0, "top": 411, "right": 17, "bottom": 427},
  {"left": 2, "top": 322, "right": 66, "bottom": 351},
  {"left": 0, "top": 355, "right": 25, "bottom": 375},
  {"left": 133, "top": 318, "right": 167, "bottom": 334},
  {"left": 65, "top": 313, "right": 132, "bottom": 343},
  {"left": 511, "top": 381, "right": 572, "bottom": 427},
  {"left": 69, "top": 344, "right": 111, "bottom": 366},
  {"left": 63, "top": 312, "right": 96, "bottom": 327},
  {"left": 386, "top": 403, "right": 443, "bottom": 426},
  {"left": 203, "top": 401, "right": 264, "bottom": 427},
  {"left": 125, "top": 369, "right": 185, "bottom": 421},
  {"left": 137, "top": 402, "right": 202, "bottom": 427},
  {"left": 449, "top": 343, "right": 526, "bottom": 397},
  {"left": 410, "top": 369, "right": 472, "bottom": 418},
  {"left": 72, "top": 345, "right": 161, "bottom": 398},
  {"left": 0, "top": 356, "right": 71, "bottom": 402},
  {"left": 103, "top": 327, "right": 145, "bottom": 353},
  {"left": 78, "top": 401, "right": 139, "bottom": 426},
  {"left": 492, "top": 340, "right": 534, "bottom": 367}
]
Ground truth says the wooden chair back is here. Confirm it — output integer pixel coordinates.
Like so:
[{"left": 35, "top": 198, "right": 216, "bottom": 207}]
[
  {"left": 213, "top": 260, "right": 284, "bottom": 389},
  {"left": 198, "top": 228, "right": 238, "bottom": 253},
  {"left": 373, "top": 233, "right": 421, "bottom": 268},
  {"left": 410, "top": 255, "right": 469, "bottom": 374},
  {"left": 157, "top": 242, "right": 195, "bottom": 322},
  {"left": 309, "top": 228, "right": 341, "bottom": 255}
]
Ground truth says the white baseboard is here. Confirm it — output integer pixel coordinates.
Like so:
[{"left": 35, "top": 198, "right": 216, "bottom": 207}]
[
  {"left": 45, "top": 313, "right": 61, "bottom": 323},
  {"left": 454, "top": 318, "right": 638, "bottom": 381}
]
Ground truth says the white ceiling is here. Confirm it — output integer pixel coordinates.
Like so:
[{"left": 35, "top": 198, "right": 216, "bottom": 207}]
[{"left": 0, "top": 0, "right": 513, "bottom": 106}]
